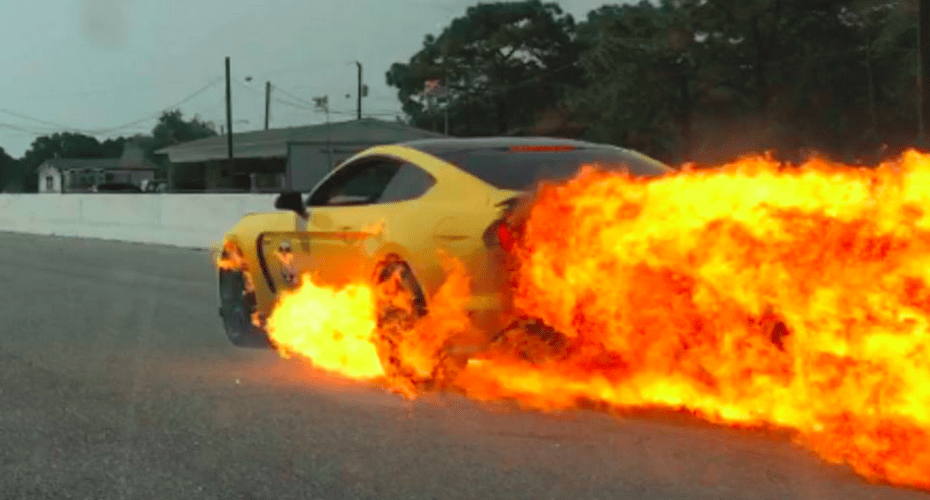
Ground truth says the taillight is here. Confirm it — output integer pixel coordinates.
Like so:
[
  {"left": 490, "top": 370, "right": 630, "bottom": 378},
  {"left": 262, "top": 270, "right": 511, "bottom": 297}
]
[
  {"left": 497, "top": 222, "right": 516, "bottom": 252},
  {"left": 483, "top": 219, "right": 517, "bottom": 252},
  {"left": 484, "top": 195, "right": 525, "bottom": 252}
]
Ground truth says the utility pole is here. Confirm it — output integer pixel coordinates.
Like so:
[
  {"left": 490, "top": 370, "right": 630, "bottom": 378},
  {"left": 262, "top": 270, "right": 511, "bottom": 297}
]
[
  {"left": 444, "top": 68, "right": 449, "bottom": 135},
  {"left": 225, "top": 57, "right": 234, "bottom": 166},
  {"left": 265, "top": 81, "right": 271, "bottom": 130},
  {"left": 920, "top": 0, "right": 930, "bottom": 144},
  {"left": 355, "top": 62, "right": 363, "bottom": 120}
]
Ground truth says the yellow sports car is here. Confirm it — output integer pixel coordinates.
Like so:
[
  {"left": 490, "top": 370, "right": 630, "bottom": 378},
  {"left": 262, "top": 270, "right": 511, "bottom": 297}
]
[{"left": 215, "top": 137, "right": 670, "bottom": 373}]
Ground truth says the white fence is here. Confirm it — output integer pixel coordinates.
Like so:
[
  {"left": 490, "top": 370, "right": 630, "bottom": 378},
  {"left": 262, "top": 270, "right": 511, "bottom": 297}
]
[{"left": 0, "top": 194, "right": 280, "bottom": 249}]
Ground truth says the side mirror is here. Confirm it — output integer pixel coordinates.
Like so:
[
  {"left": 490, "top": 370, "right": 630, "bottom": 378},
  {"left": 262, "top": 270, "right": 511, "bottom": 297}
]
[{"left": 274, "top": 191, "right": 308, "bottom": 218}]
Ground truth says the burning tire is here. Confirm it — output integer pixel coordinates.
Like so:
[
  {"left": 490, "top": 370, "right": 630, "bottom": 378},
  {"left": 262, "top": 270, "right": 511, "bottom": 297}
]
[
  {"left": 489, "top": 316, "right": 573, "bottom": 364},
  {"left": 372, "top": 260, "right": 436, "bottom": 390},
  {"left": 218, "top": 269, "right": 270, "bottom": 348}
]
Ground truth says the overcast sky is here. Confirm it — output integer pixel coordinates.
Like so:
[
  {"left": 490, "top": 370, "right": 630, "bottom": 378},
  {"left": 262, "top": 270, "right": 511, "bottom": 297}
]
[{"left": 0, "top": 0, "right": 625, "bottom": 158}]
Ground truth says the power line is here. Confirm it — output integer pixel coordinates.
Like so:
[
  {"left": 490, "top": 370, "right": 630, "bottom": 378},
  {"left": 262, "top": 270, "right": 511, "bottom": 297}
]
[
  {"left": 271, "top": 95, "right": 315, "bottom": 111},
  {"left": 369, "top": 96, "right": 402, "bottom": 104},
  {"left": 90, "top": 78, "right": 224, "bottom": 135},
  {"left": 256, "top": 62, "right": 327, "bottom": 79},
  {"left": 269, "top": 88, "right": 332, "bottom": 113},
  {"left": 234, "top": 79, "right": 263, "bottom": 97},
  {"left": 289, "top": 84, "right": 337, "bottom": 93},
  {"left": 0, "top": 122, "right": 48, "bottom": 135},
  {"left": 0, "top": 79, "right": 226, "bottom": 140},
  {"left": 271, "top": 83, "right": 403, "bottom": 117},
  {"left": 267, "top": 100, "right": 398, "bottom": 117},
  {"left": 185, "top": 101, "right": 227, "bottom": 124},
  {"left": 270, "top": 85, "right": 319, "bottom": 109},
  {"left": 0, "top": 108, "right": 97, "bottom": 134},
  {"left": 11, "top": 76, "right": 215, "bottom": 101}
]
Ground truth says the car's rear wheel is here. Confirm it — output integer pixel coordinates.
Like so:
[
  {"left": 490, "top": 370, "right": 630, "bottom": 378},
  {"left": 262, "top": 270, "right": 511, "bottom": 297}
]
[
  {"left": 373, "top": 260, "right": 440, "bottom": 391},
  {"left": 219, "top": 269, "right": 270, "bottom": 348}
]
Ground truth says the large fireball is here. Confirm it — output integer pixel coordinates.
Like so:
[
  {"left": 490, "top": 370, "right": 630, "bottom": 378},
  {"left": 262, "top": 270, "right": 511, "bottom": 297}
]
[
  {"left": 459, "top": 150, "right": 930, "bottom": 489},
  {"left": 255, "top": 149, "right": 930, "bottom": 491}
]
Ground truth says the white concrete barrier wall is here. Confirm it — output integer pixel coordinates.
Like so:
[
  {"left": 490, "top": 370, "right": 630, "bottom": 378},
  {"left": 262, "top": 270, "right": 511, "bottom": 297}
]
[{"left": 0, "top": 194, "right": 280, "bottom": 249}]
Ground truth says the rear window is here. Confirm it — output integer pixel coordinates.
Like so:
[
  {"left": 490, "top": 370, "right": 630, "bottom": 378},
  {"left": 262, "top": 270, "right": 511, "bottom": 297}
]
[{"left": 431, "top": 146, "right": 671, "bottom": 190}]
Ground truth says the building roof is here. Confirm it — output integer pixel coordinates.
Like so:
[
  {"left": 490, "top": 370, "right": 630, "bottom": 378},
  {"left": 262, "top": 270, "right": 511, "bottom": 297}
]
[
  {"left": 39, "top": 158, "right": 123, "bottom": 171},
  {"left": 157, "top": 118, "right": 447, "bottom": 164}
]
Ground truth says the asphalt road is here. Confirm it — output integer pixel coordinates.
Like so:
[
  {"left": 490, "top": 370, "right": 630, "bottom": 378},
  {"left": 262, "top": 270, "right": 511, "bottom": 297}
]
[{"left": 0, "top": 231, "right": 926, "bottom": 500}]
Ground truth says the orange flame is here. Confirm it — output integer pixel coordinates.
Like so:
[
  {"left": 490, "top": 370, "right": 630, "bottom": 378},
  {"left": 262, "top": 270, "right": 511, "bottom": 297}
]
[
  {"left": 265, "top": 277, "right": 384, "bottom": 379},
  {"left": 217, "top": 240, "right": 249, "bottom": 272},
  {"left": 263, "top": 253, "right": 476, "bottom": 389},
  {"left": 386, "top": 255, "right": 480, "bottom": 389},
  {"left": 457, "top": 150, "right": 930, "bottom": 489}
]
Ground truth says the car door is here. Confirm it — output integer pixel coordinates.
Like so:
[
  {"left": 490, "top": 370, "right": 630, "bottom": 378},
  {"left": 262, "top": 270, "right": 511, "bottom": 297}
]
[
  {"left": 260, "top": 157, "right": 437, "bottom": 293},
  {"left": 302, "top": 157, "right": 406, "bottom": 288}
]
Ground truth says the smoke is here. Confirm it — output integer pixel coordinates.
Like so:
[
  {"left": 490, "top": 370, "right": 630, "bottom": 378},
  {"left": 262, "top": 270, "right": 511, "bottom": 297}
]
[{"left": 81, "top": 0, "right": 128, "bottom": 46}]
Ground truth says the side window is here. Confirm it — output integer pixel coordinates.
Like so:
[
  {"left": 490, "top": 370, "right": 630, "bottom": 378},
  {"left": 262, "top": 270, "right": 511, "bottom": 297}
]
[
  {"left": 377, "top": 163, "right": 436, "bottom": 203},
  {"left": 307, "top": 159, "right": 401, "bottom": 207}
]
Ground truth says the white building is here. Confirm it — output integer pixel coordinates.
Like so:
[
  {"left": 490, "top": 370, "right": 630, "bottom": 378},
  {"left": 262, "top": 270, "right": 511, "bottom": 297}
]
[{"left": 37, "top": 143, "right": 157, "bottom": 193}]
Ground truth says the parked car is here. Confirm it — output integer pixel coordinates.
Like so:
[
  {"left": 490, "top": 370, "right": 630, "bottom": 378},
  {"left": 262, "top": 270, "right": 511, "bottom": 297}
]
[
  {"left": 140, "top": 179, "right": 168, "bottom": 193},
  {"left": 92, "top": 182, "right": 143, "bottom": 193},
  {"left": 214, "top": 137, "right": 672, "bottom": 381}
]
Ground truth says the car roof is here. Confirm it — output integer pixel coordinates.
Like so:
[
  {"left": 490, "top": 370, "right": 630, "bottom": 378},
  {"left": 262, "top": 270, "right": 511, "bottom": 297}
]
[{"left": 401, "top": 136, "right": 601, "bottom": 153}]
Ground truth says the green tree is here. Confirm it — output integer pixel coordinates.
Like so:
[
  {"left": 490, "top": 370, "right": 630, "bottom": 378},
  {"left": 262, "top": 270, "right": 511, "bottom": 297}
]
[
  {"left": 149, "top": 109, "right": 216, "bottom": 151},
  {"left": 0, "top": 146, "right": 19, "bottom": 192},
  {"left": 21, "top": 132, "right": 105, "bottom": 171},
  {"left": 684, "top": 0, "right": 917, "bottom": 161},
  {"left": 386, "top": 0, "right": 585, "bottom": 136},
  {"left": 569, "top": 1, "right": 698, "bottom": 161},
  {"left": 144, "top": 109, "right": 217, "bottom": 178},
  {"left": 844, "top": 0, "right": 919, "bottom": 155},
  {"left": 569, "top": 0, "right": 917, "bottom": 164},
  {"left": 99, "top": 136, "right": 129, "bottom": 158}
]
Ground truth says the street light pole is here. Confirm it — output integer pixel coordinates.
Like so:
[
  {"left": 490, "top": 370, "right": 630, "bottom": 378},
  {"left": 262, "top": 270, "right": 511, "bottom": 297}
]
[
  {"left": 225, "top": 57, "right": 233, "bottom": 165},
  {"left": 265, "top": 81, "right": 271, "bottom": 130}
]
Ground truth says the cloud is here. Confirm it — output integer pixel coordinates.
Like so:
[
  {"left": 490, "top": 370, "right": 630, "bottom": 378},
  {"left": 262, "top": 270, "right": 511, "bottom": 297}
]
[{"left": 81, "top": 0, "right": 128, "bottom": 46}]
